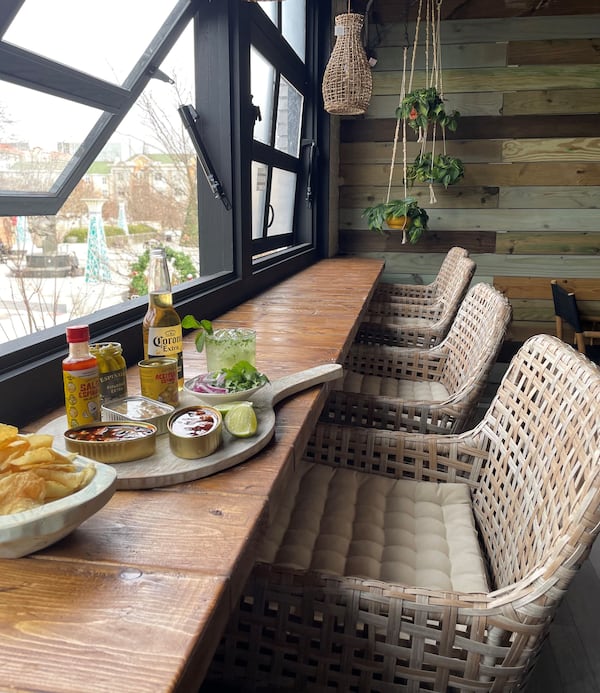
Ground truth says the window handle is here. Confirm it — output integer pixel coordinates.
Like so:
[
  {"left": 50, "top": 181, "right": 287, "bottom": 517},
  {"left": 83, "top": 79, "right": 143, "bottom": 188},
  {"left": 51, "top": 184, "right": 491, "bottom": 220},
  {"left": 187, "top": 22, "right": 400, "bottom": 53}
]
[
  {"left": 301, "top": 139, "right": 316, "bottom": 208},
  {"left": 178, "top": 104, "right": 232, "bottom": 211}
]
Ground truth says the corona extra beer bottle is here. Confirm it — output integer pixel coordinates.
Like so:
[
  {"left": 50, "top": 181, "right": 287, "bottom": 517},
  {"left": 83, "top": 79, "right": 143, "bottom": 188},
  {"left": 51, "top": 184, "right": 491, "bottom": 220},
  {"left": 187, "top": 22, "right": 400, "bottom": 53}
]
[{"left": 142, "top": 247, "right": 184, "bottom": 388}]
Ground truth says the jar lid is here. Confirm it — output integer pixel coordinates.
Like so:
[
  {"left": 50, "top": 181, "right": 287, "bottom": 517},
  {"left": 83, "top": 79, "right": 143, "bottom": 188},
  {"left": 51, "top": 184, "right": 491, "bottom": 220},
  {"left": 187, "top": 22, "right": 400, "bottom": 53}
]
[{"left": 66, "top": 325, "right": 90, "bottom": 343}]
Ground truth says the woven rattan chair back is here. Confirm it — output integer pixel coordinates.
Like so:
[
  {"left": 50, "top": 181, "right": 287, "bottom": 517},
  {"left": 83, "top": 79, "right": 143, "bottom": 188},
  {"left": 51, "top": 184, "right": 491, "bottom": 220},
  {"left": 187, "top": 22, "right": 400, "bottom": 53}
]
[
  {"left": 473, "top": 334, "right": 600, "bottom": 589},
  {"left": 337, "top": 283, "right": 511, "bottom": 434},
  {"left": 358, "top": 255, "right": 476, "bottom": 347},
  {"left": 436, "top": 282, "right": 511, "bottom": 396},
  {"left": 373, "top": 246, "right": 469, "bottom": 304}
]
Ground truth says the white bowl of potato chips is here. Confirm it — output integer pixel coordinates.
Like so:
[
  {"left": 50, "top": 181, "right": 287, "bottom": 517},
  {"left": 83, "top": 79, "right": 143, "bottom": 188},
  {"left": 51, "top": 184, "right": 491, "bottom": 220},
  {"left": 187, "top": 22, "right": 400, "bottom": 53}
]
[{"left": 0, "top": 424, "right": 117, "bottom": 558}]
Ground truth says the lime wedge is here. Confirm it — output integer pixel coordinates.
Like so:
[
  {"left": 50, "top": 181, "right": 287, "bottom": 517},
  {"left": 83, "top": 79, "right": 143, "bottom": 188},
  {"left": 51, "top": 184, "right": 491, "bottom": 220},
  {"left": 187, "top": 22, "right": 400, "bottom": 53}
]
[
  {"left": 224, "top": 402, "right": 258, "bottom": 438},
  {"left": 213, "top": 401, "right": 254, "bottom": 416}
]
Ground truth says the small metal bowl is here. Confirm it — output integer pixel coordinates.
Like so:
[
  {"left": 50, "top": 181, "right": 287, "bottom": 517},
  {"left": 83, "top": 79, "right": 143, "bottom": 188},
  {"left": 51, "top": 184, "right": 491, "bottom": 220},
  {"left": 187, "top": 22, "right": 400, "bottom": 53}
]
[
  {"left": 64, "top": 422, "right": 157, "bottom": 463},
  {"left": 167, "top": 406, "right": 222, "bottom": 460},
  {"left": 101, "top": 395, "right": 174, "bottom": 435}
]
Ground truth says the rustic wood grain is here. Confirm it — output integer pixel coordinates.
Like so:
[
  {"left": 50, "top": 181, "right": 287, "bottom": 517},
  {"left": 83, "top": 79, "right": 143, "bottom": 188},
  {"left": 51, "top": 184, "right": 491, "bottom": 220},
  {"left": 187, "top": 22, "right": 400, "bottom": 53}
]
[
  {"left": 373, "top": 65, "right": 600, "bottom": 95},
  {"left": 507, "top": 38, "right": 600, "bottom": 64},
  {"left": 503, "top": 88, "right": 600, "bottom": 116},
  {"left": 340, "top": 185, "right": 500, "bottom": 210},
  {"left": 340, "top": 115, "right": 600, "bottom": 142}
]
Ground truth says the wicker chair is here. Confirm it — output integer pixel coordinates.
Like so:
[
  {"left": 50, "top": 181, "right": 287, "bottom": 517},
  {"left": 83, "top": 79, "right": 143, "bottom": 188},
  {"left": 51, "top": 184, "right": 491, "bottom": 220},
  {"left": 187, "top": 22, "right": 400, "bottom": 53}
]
[
  {"left": 208, "top": 334, "right": 600, "bottom": 692},
  {"left": 359, "top": 255, "right": 476, "bottom": 349},
  {"left": 372, "top": 246, "right": 469, "bottom": 305},
  {"left": 324, "top": 283, "right": 511, "bottom": 435}
]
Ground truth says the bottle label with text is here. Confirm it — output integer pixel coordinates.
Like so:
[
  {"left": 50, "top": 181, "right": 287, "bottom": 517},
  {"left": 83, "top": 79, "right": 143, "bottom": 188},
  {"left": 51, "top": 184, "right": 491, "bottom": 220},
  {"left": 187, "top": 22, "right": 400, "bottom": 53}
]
[{"left": 147, "top": 326, "right": 183, "bottom": 380}]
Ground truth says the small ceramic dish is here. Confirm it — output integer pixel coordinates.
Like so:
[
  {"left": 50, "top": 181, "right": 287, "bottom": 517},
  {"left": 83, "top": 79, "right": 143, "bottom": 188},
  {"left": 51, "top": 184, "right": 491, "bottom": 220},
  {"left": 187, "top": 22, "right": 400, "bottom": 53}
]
[
  {"left": 0, "top": 458, "right": 117, "bottom": 558},
  {"left": 167, "top": 405, "right": 222, "bottom": 459},
  {"left": 64, "top": 422, "right": 157, "bottom": 463},
  {"left": 183, "top": 374, "right": 266, "bottom": 404}
]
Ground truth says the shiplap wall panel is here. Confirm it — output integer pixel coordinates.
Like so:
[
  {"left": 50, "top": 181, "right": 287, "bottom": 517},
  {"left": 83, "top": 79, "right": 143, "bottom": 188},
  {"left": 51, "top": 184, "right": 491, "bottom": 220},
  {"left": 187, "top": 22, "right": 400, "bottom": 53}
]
[
  {"left": 366, "top": 92, "right": 503, "bottom": 118},
  {"left": 507, "top": 38, "right": 600, "bottom": 64},
  {"left": 499, "top": 186, "right": 600, "bottom": 208},
  {"left": 340, "top": 185, "right": 499, "bottom": 210},
  {"left": 336, "top": 5, "right": 600, "bottom": 343},
  {"left": 503, "top": 89, "right": 600, "bottom": 116}
]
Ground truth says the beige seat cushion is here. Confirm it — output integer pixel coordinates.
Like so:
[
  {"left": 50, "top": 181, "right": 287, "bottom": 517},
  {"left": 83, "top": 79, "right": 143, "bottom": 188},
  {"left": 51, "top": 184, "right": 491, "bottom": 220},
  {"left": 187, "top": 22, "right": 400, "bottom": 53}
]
[
  {"left": 258, "top": 461, "right": 489, "bottom": 594},
  {"left": 342, "top": 370, "right": 450, "bottom": 401}
]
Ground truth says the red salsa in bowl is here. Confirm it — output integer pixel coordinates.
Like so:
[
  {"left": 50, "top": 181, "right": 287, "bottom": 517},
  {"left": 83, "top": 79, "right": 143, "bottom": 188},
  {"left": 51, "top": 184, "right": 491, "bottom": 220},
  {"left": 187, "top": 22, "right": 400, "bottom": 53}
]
[
  {"left": 167, "top": 406, "right": 222, "bottom": 459},
  {"left": 64, "top": 422, "right": 157, "bottom": 463}
]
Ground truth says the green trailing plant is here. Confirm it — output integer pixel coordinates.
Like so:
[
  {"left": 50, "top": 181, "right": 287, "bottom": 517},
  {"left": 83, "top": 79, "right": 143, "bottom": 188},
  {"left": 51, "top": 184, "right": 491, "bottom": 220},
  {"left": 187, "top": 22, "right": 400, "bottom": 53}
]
[
  {"left": 406, "top": 152, "right": 465, "bottom": 188},
  {"left": 362, "top": 197, "right": 429, "bottom": 244},
  {"left": 397, "top": 86, "right": 460, "bottom": 133}
]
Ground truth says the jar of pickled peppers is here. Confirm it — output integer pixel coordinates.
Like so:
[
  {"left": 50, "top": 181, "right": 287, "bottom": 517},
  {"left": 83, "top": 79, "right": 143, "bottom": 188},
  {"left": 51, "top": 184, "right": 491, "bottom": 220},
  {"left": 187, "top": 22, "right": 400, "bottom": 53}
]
[{"left": 90, "top": 342, "right": 127, "bottom": 404}]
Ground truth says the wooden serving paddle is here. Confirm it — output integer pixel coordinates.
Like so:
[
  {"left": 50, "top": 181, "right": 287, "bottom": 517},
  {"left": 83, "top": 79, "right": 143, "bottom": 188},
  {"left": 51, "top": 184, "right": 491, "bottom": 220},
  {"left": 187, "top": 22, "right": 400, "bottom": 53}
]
[{"left": 39, "top": 363, "right": 343, "bottom": 490}]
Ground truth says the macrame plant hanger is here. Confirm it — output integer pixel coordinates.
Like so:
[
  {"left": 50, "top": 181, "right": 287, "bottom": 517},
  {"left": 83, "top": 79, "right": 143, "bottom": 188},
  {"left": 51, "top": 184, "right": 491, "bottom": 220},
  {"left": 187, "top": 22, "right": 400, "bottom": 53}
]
[
  {"left": 386, "top": 0, "right": 445, "bottom": 242},
  {"left": 385, "top": 0, "right": 423, "bottom": 243},
  {"left": 322, "top": 1, "right": 373, "bottom": 115}
]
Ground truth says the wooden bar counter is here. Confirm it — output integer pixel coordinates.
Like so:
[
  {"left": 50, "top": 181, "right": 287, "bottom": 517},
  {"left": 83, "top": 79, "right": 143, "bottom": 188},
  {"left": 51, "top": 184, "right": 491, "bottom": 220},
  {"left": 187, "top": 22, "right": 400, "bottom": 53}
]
[{"left": 0, "top": 257, "right": 384, "bottom": 693}]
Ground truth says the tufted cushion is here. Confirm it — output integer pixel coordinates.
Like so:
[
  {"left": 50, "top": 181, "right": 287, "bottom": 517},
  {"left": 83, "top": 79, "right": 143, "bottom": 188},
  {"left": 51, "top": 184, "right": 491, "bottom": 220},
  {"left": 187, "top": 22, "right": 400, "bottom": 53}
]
[
  {"left": 258, "top": 461, "right": 489, "bottom": 593},
  {"left": 342, "top": 370, "right": 450, "bottom": 400}
]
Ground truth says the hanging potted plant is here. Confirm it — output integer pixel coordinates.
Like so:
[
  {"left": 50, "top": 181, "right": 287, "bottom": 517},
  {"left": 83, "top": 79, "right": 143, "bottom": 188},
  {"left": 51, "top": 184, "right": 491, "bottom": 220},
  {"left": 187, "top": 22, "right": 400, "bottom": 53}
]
[
  {"left": 362, "top": 197, "right": 429, "bottom": 244},
  {"left": 397, "top": 86, "right": 460, "bottom": 134},
  {"left": 406, "top": 152, "right": 465, "bottom": 188}
]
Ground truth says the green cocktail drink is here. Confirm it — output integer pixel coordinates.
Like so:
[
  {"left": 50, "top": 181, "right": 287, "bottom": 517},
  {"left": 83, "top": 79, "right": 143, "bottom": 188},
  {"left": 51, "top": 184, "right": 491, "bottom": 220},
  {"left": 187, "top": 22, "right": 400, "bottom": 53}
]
[{"left": 205, "top": 328, "right": 256, "bottom": 372}]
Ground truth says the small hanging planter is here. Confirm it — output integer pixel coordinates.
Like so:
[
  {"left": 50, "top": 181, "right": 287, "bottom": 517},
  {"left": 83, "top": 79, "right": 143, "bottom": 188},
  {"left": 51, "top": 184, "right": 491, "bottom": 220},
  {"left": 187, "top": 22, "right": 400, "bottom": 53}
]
[
  {"left": 362, "top": 197, "right": 429, "bottom": 244},
  {"left": 322, "top": 12, "right": 372, "bottom": 116}
]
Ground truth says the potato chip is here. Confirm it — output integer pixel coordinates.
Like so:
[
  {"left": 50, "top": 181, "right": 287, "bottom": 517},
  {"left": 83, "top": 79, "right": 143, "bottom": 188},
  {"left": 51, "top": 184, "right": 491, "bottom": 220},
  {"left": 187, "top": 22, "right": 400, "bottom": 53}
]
[
  {"left": 22, "top": 433, "right": 54, "bottom": 450},
  {"left": 0, "top": 424, "right": 19, "bottom": 448},
  {"left": 0, "top": 470, "right": 46, "bottom": 515},
  {"left": 0, "top": 424, "right": 96, "bottom": 515}
]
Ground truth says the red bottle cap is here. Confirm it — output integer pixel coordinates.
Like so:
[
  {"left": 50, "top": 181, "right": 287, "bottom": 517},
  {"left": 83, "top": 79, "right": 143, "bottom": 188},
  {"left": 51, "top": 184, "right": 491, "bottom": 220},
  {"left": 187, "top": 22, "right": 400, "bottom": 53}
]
[{"left": 66, "top": 325, "right": 90, "bottom": 343}]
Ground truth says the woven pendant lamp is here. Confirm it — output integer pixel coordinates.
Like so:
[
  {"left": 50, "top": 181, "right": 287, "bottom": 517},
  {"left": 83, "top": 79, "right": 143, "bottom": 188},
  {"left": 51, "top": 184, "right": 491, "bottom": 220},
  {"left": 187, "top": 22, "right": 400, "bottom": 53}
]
[{"left": 322, "top": 12, "right": 372, "bottom": 115}]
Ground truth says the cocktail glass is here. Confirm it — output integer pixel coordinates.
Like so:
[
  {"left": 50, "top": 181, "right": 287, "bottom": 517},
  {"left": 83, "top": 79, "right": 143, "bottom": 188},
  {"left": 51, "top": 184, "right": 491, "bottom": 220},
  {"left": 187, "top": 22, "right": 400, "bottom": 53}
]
[{"left": 205, "top": 328, "right": 256, "bottom": 372}]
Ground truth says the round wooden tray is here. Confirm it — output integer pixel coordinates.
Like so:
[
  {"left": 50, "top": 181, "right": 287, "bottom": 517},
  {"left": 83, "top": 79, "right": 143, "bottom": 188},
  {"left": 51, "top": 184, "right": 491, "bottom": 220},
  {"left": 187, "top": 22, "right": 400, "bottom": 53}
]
[{"left": 39, "top": 363, "right": 342, "bottom": 490}]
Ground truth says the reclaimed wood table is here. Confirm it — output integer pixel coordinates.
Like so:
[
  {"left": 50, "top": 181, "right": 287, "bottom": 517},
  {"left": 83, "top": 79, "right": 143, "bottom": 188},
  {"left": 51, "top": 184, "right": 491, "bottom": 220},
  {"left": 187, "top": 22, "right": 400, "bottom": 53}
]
[{"left": 0, "top": 257, "right": 384, "bottom": 693}]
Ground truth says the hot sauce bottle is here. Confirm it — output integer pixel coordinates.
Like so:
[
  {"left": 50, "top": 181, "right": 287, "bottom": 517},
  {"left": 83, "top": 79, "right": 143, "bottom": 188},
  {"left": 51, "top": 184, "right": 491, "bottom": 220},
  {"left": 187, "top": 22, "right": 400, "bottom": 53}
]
[{"left": 63, "top": 325, "right": 102, "bottom": 428}]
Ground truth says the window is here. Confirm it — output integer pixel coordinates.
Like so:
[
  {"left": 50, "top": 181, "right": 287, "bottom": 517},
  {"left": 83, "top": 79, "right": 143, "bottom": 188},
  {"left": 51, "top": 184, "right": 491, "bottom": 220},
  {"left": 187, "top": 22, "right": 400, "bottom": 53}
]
[{"left": 0, "top": 0, "right": 329, "bottom": 426}]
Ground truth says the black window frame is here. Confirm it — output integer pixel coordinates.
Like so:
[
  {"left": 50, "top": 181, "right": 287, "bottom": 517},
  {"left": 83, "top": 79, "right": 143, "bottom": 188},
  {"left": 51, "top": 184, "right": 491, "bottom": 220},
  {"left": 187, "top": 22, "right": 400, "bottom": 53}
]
[{"left": 0, "top": 0, "right": 331, "bottom": 427}]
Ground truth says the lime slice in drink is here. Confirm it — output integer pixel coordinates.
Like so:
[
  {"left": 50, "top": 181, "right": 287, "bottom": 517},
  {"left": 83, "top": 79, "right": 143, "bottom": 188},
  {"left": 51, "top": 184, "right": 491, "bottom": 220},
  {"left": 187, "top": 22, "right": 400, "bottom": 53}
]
[{"left": 224, "top": 402, "right": 258, "bottom": 438}]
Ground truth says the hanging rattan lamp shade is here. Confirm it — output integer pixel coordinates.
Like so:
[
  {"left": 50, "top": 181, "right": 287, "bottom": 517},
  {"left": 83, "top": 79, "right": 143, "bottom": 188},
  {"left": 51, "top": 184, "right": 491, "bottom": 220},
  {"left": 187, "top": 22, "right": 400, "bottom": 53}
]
[{"left": 322, "top": 13, "right": 372, "bottom": 116}]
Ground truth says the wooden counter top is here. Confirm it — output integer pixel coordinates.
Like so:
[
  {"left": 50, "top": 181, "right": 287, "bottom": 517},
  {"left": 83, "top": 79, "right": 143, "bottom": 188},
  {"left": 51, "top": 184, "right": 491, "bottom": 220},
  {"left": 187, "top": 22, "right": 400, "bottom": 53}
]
[{"left": 0, "top": 257, "right": 384, "bottom": 693}]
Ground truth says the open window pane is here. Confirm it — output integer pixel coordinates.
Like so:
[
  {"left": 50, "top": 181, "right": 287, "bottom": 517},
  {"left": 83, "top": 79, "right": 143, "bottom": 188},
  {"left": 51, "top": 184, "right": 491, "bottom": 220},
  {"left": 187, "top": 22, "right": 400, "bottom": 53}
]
[
  {"left": 268, "top": 168, "right": 295, "bottom": 237},
  {"left": 274, "top": 76, "right": 303, "bottom": 157},
  {"left": 0, "top": 81, "right": 102, "bottom": 193},
  {"left": 4, "top": 0, "right": 177, "bottom": 86},
  {"left": 250, "top": 47, "right": 275, "bottom": 146}
]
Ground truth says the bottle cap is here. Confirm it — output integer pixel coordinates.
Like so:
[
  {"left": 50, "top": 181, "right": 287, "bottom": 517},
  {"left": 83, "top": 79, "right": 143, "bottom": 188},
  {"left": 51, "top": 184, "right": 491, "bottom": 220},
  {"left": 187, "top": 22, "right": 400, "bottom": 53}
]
[{"left": 66, "top": 325, "right": 90, "bottom": 343}]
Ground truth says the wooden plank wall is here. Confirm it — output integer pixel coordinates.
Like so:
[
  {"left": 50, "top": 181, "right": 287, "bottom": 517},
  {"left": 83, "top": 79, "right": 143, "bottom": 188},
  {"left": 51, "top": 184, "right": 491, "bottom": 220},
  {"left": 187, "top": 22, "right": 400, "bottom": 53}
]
[{"left": 334, "top": 0, "right": 600, "bottom": 344}]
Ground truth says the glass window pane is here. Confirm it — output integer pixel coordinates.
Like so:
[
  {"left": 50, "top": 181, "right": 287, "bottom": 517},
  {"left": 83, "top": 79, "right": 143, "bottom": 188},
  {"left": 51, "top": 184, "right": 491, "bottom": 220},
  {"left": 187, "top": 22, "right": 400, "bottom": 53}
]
[
  {"left": 0, "top": 21, "right": 199, "bottom": 343},
  {"left": 0, "top": 81, "right": 102, "bottom": 193},
  {"left": 4, "top": 0, "right": 179, "bottom": 85},
  {"left": 282, "top": 0, "right": 306, "bottom": 61},
  {"left": 268, "top": 168, "right": 295, "bottom": 237},
  {"left": 274, "top": 76, "right": 303, "bottom": 157},
  {"left": 250, "top": 47, "right": 275, "bottom": 145},
  {"left": 251, "top": 161, "right": 268, "bottom": 240}
]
